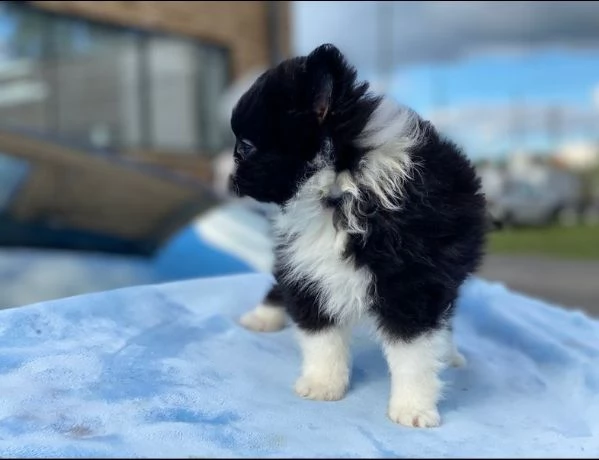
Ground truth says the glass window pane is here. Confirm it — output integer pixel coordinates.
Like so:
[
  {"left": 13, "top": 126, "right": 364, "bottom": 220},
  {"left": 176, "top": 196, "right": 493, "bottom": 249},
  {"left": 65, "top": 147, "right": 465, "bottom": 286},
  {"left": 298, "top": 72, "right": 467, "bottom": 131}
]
[
  {"left": 0, "top": 3, "right": 49, "bottom": 132},
  {"left": 50, "top": 18, "right": 142, "bottom": 150},
  {"left": 147, "top": 36, "right": 200, "bottom": 152},
  {"left": 0, "top": 2, "right": 45, "bottom": 60},
  {"left": 0, "top": 2, "right": 231, "bottom": 156}
]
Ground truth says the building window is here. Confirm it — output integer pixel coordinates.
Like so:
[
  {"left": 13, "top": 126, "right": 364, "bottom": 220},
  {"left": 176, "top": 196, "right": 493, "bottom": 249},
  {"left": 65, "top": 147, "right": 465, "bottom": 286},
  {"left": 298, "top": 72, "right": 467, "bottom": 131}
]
[
  {"left": 146, "top": 36, "right": 202, "bottom": 152},
  {"left": 0, "top": 2, "right": 231, "bottom": 155}
]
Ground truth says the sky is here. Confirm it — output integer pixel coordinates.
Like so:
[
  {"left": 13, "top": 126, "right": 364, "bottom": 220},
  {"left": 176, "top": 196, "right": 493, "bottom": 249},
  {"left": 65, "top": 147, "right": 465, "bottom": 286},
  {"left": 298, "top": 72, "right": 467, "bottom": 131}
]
[
  {"left": 1, "top": 1, "right": 598, "bottom": 160},
  {"left": 293, "top": 1, "right": 599, "bottom": 159}
]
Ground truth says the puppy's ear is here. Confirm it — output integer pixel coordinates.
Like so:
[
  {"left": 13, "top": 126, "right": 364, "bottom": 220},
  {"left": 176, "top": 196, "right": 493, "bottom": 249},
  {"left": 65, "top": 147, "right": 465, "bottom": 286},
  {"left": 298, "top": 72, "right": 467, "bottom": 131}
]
[{"left": 306, "top": 44, "right": 345, "bottom": 124}]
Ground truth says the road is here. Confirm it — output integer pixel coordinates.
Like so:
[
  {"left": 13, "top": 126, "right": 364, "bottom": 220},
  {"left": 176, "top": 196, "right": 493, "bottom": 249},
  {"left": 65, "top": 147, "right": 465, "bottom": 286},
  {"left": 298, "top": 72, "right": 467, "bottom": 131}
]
[{"left": 477, "top": 254, "right": 599, "bottom": 318}]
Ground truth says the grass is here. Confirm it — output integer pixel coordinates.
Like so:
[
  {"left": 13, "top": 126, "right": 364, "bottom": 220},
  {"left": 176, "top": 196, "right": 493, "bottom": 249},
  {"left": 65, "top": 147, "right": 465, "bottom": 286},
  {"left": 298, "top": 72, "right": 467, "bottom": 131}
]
[{"left": 488, "top": 224, "right": 599, "bottom": 261}]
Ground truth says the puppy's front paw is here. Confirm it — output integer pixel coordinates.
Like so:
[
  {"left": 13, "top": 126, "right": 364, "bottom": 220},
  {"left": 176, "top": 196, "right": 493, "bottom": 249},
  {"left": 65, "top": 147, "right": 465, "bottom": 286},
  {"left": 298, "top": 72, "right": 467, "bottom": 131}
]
[
  {"left": 239, "top": 304, "right": 286, "bottom": 332},
  {"left": 388, "top": 403, "right": 441, "bottom": 428},
  {"left": 294, "top": 374, "right": 348, "bottom": 401}
]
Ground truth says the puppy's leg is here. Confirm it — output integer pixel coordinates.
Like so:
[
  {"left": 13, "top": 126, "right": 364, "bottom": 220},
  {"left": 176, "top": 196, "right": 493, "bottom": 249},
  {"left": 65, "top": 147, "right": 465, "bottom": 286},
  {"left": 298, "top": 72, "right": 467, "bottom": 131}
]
[
  {"left": 379, "top": 327, "right": 451, "bottom": 428},
  {"left": 239, "top": 283, "right": 287, "bottom": 332},
  {"left": 285, "top": 289, "right": 351, "bottom": 401},
  {"left": 294, "top": 325, "right": 351, "bottom": 401}
]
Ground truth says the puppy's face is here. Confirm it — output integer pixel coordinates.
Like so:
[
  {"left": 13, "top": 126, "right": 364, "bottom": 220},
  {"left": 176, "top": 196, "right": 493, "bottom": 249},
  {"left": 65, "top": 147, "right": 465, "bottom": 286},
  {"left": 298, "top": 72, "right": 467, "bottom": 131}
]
[{"left": 228, "top": 44, "right": 349, "bottom": 205}]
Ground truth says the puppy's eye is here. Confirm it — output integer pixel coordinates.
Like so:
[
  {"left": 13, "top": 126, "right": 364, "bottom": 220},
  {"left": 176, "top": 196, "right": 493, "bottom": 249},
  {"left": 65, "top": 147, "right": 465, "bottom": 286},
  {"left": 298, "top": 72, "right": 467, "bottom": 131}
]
[{"left": 236, "top": 139, "right": 257, "bottom": 159}]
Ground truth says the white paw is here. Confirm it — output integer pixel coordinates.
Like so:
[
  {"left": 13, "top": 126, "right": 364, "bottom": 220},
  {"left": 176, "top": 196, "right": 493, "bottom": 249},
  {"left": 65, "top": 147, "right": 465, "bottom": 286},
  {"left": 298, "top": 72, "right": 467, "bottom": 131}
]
[
  {"left": 451, "top": 351, "right": 467, "bottom": 368},
  {"left": 239, "top": 304, "right": 286, "bottom": 332},
  {"left": 294, "top": 374, "right": 348, "bottom": 401},
  {"left": 388, "top": 403, "right": 441, "bottom": 428}
]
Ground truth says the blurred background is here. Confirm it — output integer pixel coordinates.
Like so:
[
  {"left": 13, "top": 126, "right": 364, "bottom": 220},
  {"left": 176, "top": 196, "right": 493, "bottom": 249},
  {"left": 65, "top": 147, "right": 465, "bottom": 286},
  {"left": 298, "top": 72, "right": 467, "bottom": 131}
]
[{"left": 0, "top": 1, "right": 596, "bottom": 316}]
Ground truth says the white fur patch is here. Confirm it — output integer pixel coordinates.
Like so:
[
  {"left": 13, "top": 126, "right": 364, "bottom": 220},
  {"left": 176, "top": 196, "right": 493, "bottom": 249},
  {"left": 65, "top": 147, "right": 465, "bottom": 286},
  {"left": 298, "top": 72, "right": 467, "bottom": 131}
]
[
  {"left": 382, "top": 328, "right": 451, "bottom": 428},
  {"left": 274, "top": 168, "right": 374, "bottom": 324},
  {"left": 353, "top": 100, "right": 424, "bottom": 214},
  {"left": 294, "top": 327, "right": 350, "bottom": 401},
  {"left": 239, "top": 303, "right": 286, "bottom": 332},
  {"left": 332, "top": 99, "right": 424, "bottom": 239}
]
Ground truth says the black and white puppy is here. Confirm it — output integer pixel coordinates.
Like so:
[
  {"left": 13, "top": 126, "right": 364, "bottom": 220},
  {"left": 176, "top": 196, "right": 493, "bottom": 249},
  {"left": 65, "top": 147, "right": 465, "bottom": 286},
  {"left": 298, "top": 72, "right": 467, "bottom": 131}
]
[{"left": 229, "top": 44, "right": 487, "bottom": 428}]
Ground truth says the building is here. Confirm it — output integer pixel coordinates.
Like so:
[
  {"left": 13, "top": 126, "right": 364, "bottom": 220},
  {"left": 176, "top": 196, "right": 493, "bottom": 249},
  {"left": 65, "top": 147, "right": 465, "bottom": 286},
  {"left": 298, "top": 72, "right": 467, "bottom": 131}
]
[
  {"left": 0, "top": 1, "right": 291, "bottom": 179},
  {"left": 0, "top": 1, "right": 291, "bottom": 254}
]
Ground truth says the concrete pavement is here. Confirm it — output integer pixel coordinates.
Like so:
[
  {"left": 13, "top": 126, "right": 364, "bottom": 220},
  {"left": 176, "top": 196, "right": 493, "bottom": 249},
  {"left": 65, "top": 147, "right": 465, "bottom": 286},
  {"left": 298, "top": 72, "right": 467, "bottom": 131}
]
[{"left": 477, "top": 254, "right": 599, "bottom": 318}]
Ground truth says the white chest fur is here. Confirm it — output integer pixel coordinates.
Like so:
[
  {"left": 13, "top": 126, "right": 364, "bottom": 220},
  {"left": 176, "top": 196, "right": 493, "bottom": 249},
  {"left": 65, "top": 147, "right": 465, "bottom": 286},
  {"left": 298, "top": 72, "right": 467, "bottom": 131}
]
[{"left": 273, "top": 167, "right": 374, "bottom": 325}]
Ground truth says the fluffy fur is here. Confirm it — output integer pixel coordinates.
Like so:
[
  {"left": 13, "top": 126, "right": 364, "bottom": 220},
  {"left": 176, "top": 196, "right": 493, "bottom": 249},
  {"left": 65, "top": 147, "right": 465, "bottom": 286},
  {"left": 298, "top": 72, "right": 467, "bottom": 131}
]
[{"left": 229, "top": 44, "right": 487, "bottom": 428}]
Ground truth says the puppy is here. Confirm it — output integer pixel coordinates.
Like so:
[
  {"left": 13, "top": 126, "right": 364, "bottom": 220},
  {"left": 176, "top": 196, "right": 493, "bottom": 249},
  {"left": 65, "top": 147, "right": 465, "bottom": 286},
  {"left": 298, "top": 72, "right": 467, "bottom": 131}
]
[{"left": 229, "top": 44, "right": 487, "bottom": 428}]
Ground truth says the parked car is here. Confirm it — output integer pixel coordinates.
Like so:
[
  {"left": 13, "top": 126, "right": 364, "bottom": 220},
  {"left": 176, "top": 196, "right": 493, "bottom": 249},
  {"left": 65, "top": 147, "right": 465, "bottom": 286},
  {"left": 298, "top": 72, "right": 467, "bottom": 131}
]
[{"left": 488, "top": 179, "right": 581, "bottom": 227}]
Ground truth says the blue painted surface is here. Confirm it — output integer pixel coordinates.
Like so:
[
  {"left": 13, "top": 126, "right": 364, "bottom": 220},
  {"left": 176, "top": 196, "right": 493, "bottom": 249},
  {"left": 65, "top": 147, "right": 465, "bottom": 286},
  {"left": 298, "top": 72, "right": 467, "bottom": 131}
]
[
  {"left": 154, "top": 225, "right": 256, "bottom": 282},
  {"left": 0, "top": 273, "right": 598, "bottom": 457},
  {"left": 0, "top": 219, "right": 259, "bottom": 309}
]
